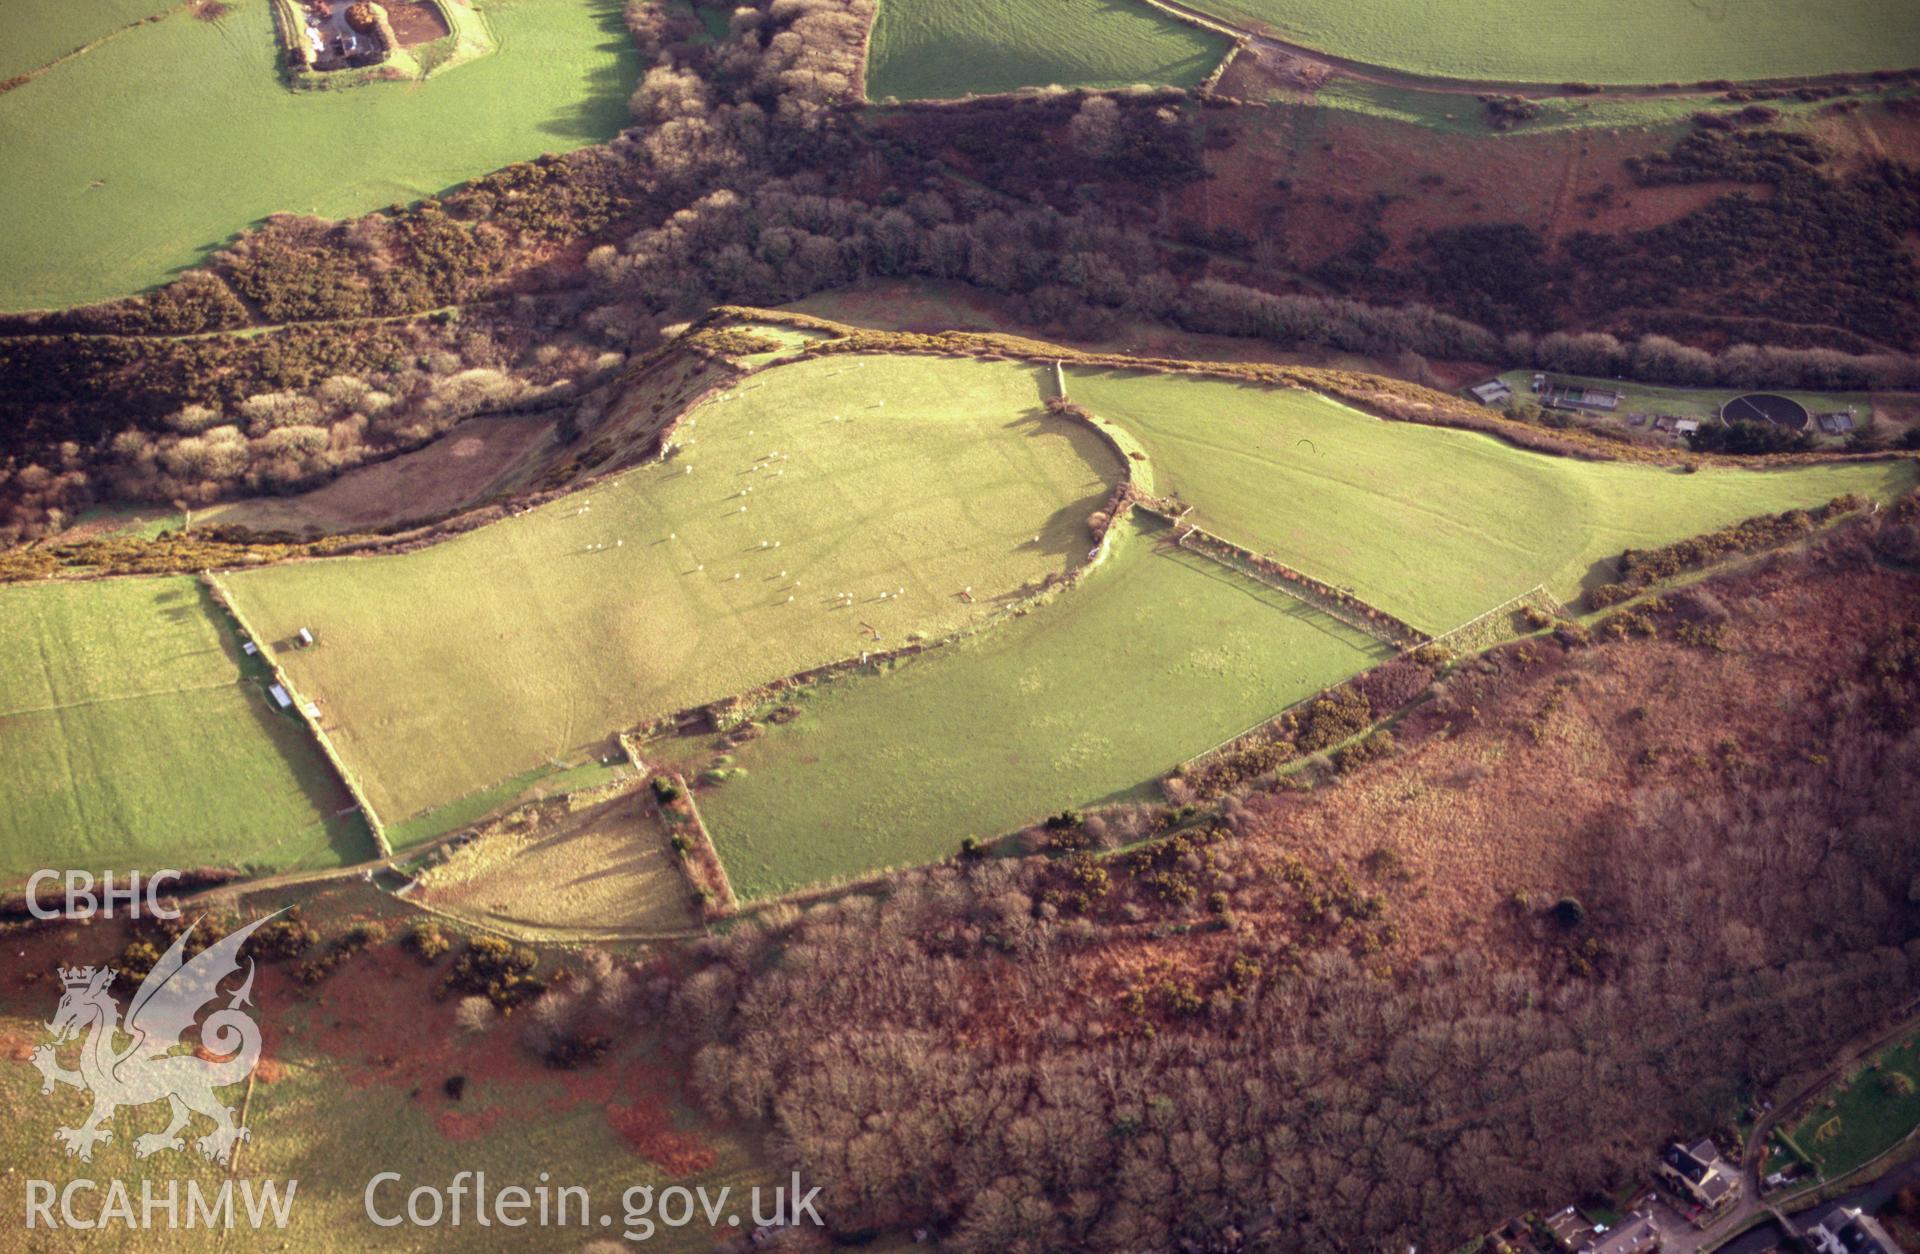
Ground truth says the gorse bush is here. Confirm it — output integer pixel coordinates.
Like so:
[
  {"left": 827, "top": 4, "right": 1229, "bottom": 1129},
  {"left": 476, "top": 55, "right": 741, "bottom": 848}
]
[
  {"left": 1587, "top": 496, "right": 1866, "bottom": 609},
  {"left": 404, "top": 918, "right": 453, "bottom": 961},
  {"left": 246, "top": 911, "right": 319, "bottom": 961},
  {"left": 1291, "top": 686, "right": 1374, "bottom": 754},
  {"left": 441, "top": 936, "right": 543, "bottom": 1011}
]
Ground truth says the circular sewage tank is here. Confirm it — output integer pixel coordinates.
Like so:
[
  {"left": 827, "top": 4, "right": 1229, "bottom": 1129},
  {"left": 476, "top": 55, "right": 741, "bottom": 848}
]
[{"left": 1719, "top": 393, "right": 1810, "bottom": 430}]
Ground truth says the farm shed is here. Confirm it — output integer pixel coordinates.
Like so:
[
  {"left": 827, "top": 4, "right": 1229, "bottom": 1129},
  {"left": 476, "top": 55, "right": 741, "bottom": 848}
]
[
  {"left": 1468, "top": 380, "right": 1513, "bottom": 406},
  {"left": 268, "top": 684, "right": 293, "bottom": 710},
  {"left": 1541, "top": 381, "right": 1623, "bottom": 412},
  {"left": 297, "top": 627, "right": 315, "bottom": 647}
]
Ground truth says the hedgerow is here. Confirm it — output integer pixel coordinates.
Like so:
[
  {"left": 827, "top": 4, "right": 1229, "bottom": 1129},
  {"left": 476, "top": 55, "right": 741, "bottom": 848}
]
[{"left": 1586, "top": 495, "right": 1866, "bottom": 608}]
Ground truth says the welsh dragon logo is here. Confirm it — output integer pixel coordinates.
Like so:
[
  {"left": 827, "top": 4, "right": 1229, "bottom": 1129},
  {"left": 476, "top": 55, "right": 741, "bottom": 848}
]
[{"left": 27, "top": 913, "right": 279, "bottom": 1165}]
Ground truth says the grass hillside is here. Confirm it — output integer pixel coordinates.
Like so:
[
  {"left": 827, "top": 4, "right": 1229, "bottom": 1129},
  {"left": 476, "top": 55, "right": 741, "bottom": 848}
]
[
  {"left": 1068, "top": 369, "right": 1917, "bottom": 633},
  {"left": 1184, "top": 0, "right": 1920, "bottom": 84},
  {"left": 0, "top": 0, "right": 178, "bottom": 81},
  {"left": 695, "top": 514, "right": 1389, "bottom": 898},
  {"left": 865, "top": 0, "right": 1231, "bottom": 101},
  {"left": 0, "top": 0, "right": 639, "bottom": 311},
  {"left": 0, "top": 577, "right": 369, "bottom": 877},
  {"left": 227, "top": 355, "right": 1123, "bottom": 825}
]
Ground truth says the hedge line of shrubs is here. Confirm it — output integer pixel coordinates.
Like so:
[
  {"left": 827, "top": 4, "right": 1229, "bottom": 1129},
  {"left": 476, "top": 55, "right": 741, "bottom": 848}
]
[
  {"left": 1586, "top": 494, "right": 1867, "bottom": 609},
  {"left": 1173, "top": 647, "right": 1450, "bottom": 799},
  {"left": 0, "top": 527, "right": 373, "bottom": 583},
  {"left": 297, "top": 921, "right": 388, "bottom": 985}
]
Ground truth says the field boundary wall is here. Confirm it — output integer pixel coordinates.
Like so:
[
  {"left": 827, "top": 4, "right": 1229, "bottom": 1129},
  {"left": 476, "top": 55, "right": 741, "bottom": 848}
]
[
  {"left": 1133, "top": 501, "right": 1429, "bottom": 646},
  {"left": 644, "top": 773, "right": 737, "bottom": 922},
  {"left": 1431, "top": 582, "right": 1559, "bottom": 647},
  {"left": 201, "top": 572, "right": 392, "bottom": 859}
]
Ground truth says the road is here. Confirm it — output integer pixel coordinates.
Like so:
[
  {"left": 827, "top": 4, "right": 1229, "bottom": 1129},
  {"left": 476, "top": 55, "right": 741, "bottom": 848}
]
[
  {"left": 1715, "top": 1157, "right": 1920, "bottom": 1253},
  {"left": 1662, "top": 1000, "right": 1920, "bottom": 1253}
]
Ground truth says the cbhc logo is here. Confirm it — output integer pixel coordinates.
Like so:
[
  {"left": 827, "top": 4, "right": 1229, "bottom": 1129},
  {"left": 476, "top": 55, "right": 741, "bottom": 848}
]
[{"left": 25, "top": 870, "right": 182, "bottom": 920}]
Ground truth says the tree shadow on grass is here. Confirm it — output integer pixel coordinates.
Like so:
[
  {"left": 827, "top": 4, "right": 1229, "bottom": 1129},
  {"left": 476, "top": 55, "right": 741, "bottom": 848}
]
[
  {"left": 1575, "top": 554, "right": 1627, "bottom": 602},
  {"left": 533, "top": 0, "right": 641, "bottom": 144},
  {"left": 184, "top": 580, "right": 379, "bottom": 869},
  {"left": 232, "top": 690, "right": 379, "bottom": 867}
]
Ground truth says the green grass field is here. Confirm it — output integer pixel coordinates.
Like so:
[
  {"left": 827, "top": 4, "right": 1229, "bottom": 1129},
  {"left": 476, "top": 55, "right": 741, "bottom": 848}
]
[
  {"left": 1184, "top": 0, "right": 1920, "bottom": 84},
  {"left": 0, "top": 0, "right": 178, "bottom": 81},
  {"left": 0, "top": 0, "right": 639, "bottom": 312},
  {"left": 225, "top": 354, "right": 1124, "bottom": 825},
  {"left": 693, "top": 514, "right": 1389, "bottom": 899},
  {"left": 0, "top": 577, "right": 371, "bottom": 878},
  {"left": 865, "top": 0, "right": 1231, "bottom": 101},
  {"left": 1068, "top": 369, "right": 1918, "bottom": 633},
  {"left": 1790, "top": 1032, "right": 1920, "bottom": 1181}
]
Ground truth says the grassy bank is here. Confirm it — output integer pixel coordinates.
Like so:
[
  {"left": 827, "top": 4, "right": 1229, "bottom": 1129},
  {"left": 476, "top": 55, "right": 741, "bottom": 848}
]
[
  {"left": 0, "top": 576, "right": 371, "bottom": 877},
  {"left": 866, "top": 0, "right": 1231, "bottom": 101},
  {"left": 1183, "top": 0, "right": 1920, "bottom": 84},
  {"left": 693, "top": 513, "right": 1389, "bottom": 899},
  {"left": 1068, "top": 368, "right": 1916, "bottom": 633},
  {"left": 226, "top": 354, "right": 1123, "bottom": 824}
]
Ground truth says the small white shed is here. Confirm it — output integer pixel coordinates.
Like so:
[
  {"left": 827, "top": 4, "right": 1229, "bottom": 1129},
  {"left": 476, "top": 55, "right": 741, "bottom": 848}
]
[{"left": 268, "top": 684, "right": 292, "bottom": 710}]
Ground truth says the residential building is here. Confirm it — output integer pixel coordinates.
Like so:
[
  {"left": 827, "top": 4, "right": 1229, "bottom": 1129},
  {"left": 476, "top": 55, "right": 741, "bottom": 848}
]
[
  {"left": 1545, "top": 1205, "right": 1595, "bottom": 1250},
  {"left": 1805, "top": 1203, "right": 1906, "bottom": 1254},
  {"left": 1655, "top": 1139, "right": 1738, "bottom": 1213},
  {"left": 1585, "top": 1209, "right": 1661, "bottom": 1253}
]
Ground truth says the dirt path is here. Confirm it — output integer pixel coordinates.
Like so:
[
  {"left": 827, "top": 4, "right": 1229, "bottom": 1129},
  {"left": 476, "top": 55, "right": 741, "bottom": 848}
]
[
  {"left": 1848, "top": 108, "right": 1893, "bottom": 162},
  {"left": 1542, "top": 136, "right": 1585, "bottom": 244}
]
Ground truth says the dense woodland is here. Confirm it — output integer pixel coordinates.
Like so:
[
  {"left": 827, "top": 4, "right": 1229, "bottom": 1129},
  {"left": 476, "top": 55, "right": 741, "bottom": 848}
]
[
  {"left": 658, "top": 527, "right": 1920, "bottom": 1249},
  {"left": 3, "top": 0, "right": 1920, "bottom": 539}
]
